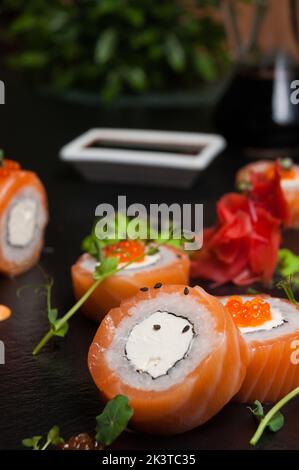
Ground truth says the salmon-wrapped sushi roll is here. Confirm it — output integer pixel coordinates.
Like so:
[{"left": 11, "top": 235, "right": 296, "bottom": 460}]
[
  {"left": 72, "top": 240, "right": 190, "bottom": 322},
  {"left": 0, "top": 158, "right": 48, "bottom": 276},
  {"left": 88, "top": 285, "right": 248, "bottom": 434},
  {"left": 236, "top": 159, "right": 299, "bottom": 228},
  {"left": 221, "top": 295, "right": 299, "bottom": 403}
]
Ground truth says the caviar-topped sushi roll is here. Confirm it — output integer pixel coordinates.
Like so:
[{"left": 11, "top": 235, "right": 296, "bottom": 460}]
[
  {"left": 72, "top": 240, "right": 190, "bottom": 322},
  {"left": 236, "top": 158, "right": 299, "bottom": 228},
  {"left": 88, "top": 285, "right": 248, "bottom": 434},
  {"left": 0, "top": 156, "right": 48, "bottom": 276},
  {"left": 221, "top": 295, "right": 299, "bottom": 403}
]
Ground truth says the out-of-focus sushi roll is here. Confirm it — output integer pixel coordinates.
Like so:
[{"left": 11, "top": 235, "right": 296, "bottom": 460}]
[
  {"left": 88, "top": 285, "right": 248, "bottom": 434},
  {"left": 0, "top": 158, "right": 48, "bottom": 276},
  {"left": 221, "top": 294, "right": 299, "bottom": 403},
  {"left": 236, "top": 158, "right": 299, "bottom": 228},
  {"left": 71, "top": 240, "right": 190, "bottom": 322}
]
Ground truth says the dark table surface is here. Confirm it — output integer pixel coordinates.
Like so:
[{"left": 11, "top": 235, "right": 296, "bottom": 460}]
[{"left": 0, "top": 71, "right": 299, "bottom": 451}]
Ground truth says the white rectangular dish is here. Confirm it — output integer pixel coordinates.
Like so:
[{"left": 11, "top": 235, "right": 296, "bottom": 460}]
[{"left": 59, "top": 128, "right": 226, "bottom": 188}]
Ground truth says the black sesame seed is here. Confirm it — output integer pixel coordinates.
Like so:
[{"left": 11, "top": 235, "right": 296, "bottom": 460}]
[
  {"left": 154, "top": 282, "right": 162, "bottom": 289},
  {"left": 140, "top": 287, "right": 149, "bottom": 292},
  {"left": 184, "top": 287, "right": 189, "bottom": 295},
  {"left": 182, "top": 325, "right": 190, "bottom": 333},
  {"left": 153, "top": 324, "right": 161, "bottom": 331}
]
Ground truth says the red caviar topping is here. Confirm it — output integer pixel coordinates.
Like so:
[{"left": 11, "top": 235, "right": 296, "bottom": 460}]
[
  {"left": 104, "top": 240, "right": 145, "bottom": 264},
  {"left": 224, "top": 296, "right": 271, "bottom": 327},
  {"left": 0, "top": 159, "right": 20, "bottom": 178}
]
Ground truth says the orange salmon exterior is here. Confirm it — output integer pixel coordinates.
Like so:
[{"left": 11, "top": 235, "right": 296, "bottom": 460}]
[
  {"left": 88, "top": 285, "right": 249, "bottom": 434},
  {"left": 0, "top": 169, "right": 48, "bottom": 276},
  {"left": 220, "top": 294, "right": 299, "bottom": 403},
  {"left": 71, "top": 246, "right": 190, "bottom": 322}
]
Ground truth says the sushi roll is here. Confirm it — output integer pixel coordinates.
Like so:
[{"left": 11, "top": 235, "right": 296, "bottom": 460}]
[
  {"left": 0, "top": 158, "right": 48, "bottom": 276},
  {"left": 221, "top": 295, "right": 299, "bottom": 403},
  {"left": 71, "top": 241, "right": 190, "bottom": 322},
  {"left": 88, "top": 285, "right": 248, "bottom": 434},
  {"left": 236, "top": 158, "right": 299, "bottom": 228}
]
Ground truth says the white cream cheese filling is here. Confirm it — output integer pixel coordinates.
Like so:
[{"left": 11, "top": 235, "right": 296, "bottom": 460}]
[
  {"left": 7, "top": 198, "right": 37, "bottom": 247},
  {"left": 81, "top": 251, "right": 161, "bottom": 272},
  {"left": 125, "top": 311, "right": 194, "bottom": 379}
]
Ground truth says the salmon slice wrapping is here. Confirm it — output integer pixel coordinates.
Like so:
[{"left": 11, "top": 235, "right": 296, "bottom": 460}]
[
  {"left": 0, "top": 160, "right": 48, "bottom": 276},
  {"left": 72, "top": 245, "right": 190, "bottom": 322},
  {"left": 88, "top": 285, "right": 249, "bottom": 434},
  {"left": 221, "top": 295, "right": 299, "bottom": 403}
]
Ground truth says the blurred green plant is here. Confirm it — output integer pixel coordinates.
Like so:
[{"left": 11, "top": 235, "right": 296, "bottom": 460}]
[{"left": 0, "top": 0, "right": 228, "bottom": 101}]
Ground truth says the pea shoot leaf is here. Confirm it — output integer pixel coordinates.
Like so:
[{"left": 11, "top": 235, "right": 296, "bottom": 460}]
[
  {"left": 267, "top": 412, "right": 284, "bottom": 432},
  {"left": 47, "top": 307, "right": 69, "bottom": 337},
  {"left": 93, "top": 256, "right": 118, "bottom": 279},
  {"left": 248, "top": 400, "right": 264, "bottom": 420},
  {"left": 47, "top": 426, "right": 64, "bottom": 446},
  {"left": 248, "top": 400, "right": 284, "bottom": 434},
  {"left": 277, "top": 249, "right": 299, "bottom": 281},
  {"left": 95, "top": 395, "right": 133, "bottom": 446},
  {"left": 22, "top": 436, "right": 42, "bottom": 450}
]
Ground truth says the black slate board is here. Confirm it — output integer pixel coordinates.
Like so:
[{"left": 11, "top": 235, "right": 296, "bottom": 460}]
[{"left": 0, "top": 71, "right": 299, "bottom": 450}]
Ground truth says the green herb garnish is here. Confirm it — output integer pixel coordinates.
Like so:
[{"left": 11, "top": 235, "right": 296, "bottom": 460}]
[
  {"left": 22, "top": 395, "right": 133, "bottom": 450},
  {"left": 95, "top": 395, "right": 133, "bottom": 446},
  {"left": 277, "top": 276, "right": 299, "bottom": 305},
  {"left": 0, "top": 149, "right": 4, "bottom": 167},
  {"left": 249, "top": 387, "right": 299, "bottom": 446},
  {"left": 277, "top": 249, "right": 299, "bottom": 282},
  {"left": 32, "top": 237, "right": 171, "bottom": 355},
  {"left": 22, "top": 425, "right": 64, "bottom": 450}
]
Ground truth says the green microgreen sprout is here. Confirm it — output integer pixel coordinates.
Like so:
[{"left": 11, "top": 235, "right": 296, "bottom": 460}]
[
  {"left": 95, "top": 395, "right": 133, "bottom": 446},
  {"left": 22, "top": 425, "right": 64, "bottom": 450},
  {"left": 22, "top": 395, "right": 133, "bottom": 450},
  {"left": 249, "top": 387, "right": 299, "bottom": 446},
  {"left": 32, "top": 237, "right": 171, "bottom": 355},
  {"left": 277, "top": 275, "right": 299, "bottom": 305}
]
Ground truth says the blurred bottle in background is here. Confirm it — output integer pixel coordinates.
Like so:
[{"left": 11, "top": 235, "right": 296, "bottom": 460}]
[{"left": 215, "top": 0, "right": 299, "bottom": 158}]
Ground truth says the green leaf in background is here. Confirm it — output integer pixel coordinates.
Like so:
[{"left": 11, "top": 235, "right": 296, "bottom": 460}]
[
  {"left": 194, "top": 51, "right": 218, "bottom": 81},
  {"left": 122, "top": 67, "right": 147, "bottom": 92},
  {"left": 2, "top": 0, "right": 227, "bottom": 101},
  {"left": 94, "top": 28, "right": 118, "bottom": 65},
  {"left": 8, "top": 51, "right": 48, "bottom": 68},
  {"left": 277, "top": 249, "right": 299, "bottom": 280},
  {"left": 165, "top": 34, "right": 186, "bottom": 72},
  {"left": 95, "top": 395, "right": 133, "bottom": 446}
]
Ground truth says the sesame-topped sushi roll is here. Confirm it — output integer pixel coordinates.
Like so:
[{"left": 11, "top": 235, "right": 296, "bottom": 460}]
[
  {"left": 88, "top": 285, "right": 248, "bottom": 434},
  {"left": 221, "top": 295, "right": 299, "bottom": 403},
  {"left": 236, "top": 158, "right": 299, "bottom": 228},
  {"left": 72, "top": 240, "right": 190, "bottom": 322},
  {"left": 0, "top": 156, "right": 48, "bottom": 276}
]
